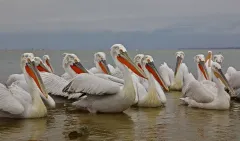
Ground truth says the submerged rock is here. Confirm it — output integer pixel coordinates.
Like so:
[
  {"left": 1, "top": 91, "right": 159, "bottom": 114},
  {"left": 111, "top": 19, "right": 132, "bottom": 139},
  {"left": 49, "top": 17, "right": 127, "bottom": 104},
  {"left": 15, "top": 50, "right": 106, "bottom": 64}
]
[{"left": 68, "top": 126, "right": 89, "bottom": 140}]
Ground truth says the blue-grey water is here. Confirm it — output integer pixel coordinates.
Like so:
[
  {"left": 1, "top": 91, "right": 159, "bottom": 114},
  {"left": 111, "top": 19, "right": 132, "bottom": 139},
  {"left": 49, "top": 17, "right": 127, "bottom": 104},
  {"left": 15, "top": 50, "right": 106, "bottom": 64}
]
[{"left": 0, "top": 49, "right": 240, "bottom": 141}]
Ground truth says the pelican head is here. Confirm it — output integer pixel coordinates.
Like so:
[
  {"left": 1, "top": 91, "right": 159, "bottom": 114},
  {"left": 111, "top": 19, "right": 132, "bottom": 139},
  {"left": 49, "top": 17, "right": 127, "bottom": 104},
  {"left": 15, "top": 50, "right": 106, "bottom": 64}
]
[
  {"left": 205, "top": 51, "right": 212, "bottom": 63},
  {"left": 142, "top": 55, "right": 169, "bottom": 91},
  {"left": 194, "top": 54, "right": 209, "bottom": 80},
  {"left": 110, "top": 44, "right": 147, "bottom": 79},
  {"left": 43, "top": 55, "right": 54, "bottom": 73},
  {"left": 62, "top": 53, "right": 88, "bottom": 77},
  {"left": 21, "top": 53, "right": 48, "bottom": 99},
  {"left": 211, "top": 62, "right": 235, "bottom": 97},
  {"left": 34, "top": 57, "right": 51, "bottom": 73},
  {"left": 133, "top": 54, "right": 145, "bottom": 70},
  {"left": 94, "top": 52, "right": 111, "bottom": 75},
  {"left": 213, "top": 54, "right": 224, "bottom": 65},
  {"left": 174, "top": 51, "right": 185, "bottom": 77}
]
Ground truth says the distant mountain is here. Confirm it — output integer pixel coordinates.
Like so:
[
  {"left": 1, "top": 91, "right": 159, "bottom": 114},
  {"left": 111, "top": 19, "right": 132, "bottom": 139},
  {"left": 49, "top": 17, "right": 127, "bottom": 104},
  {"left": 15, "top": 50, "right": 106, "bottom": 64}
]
[{"left": 0, "top": 30, "right": 240, "bottom": 49}]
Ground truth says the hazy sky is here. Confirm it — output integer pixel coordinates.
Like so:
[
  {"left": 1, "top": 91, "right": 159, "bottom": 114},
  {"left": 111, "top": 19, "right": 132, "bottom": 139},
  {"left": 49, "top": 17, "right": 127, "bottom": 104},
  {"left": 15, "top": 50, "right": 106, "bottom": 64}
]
[{"left": 0, "top": 0, "right": 240, "bottom": 49}]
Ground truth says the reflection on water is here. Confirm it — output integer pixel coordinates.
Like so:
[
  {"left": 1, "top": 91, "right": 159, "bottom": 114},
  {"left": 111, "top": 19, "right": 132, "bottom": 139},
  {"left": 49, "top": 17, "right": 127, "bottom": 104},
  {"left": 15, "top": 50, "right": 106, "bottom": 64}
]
[{"left": 1, "top": 92, "right": 240, "bottom": 140}]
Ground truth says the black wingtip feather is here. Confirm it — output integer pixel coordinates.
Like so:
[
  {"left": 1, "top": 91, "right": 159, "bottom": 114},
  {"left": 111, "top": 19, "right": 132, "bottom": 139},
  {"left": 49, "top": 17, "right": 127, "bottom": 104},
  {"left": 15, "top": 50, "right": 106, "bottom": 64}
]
[{"left": 62, "top": 81, "right": 73, "bottom": 93}]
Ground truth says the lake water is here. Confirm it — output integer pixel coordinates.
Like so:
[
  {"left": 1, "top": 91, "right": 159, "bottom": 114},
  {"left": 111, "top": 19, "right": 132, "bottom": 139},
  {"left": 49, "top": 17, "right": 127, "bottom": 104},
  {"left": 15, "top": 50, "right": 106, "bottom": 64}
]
[{"left": 0, "top": 49, "right": 240, "bottom": 141}]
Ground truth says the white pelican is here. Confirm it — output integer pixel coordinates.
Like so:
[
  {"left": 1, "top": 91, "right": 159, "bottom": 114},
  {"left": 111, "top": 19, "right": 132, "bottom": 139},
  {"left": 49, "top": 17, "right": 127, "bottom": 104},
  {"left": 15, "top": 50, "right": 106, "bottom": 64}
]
[
  {"left": 213, "top": 54, "right": 224, "bottom": 65},
  {"left": 6, "top": 57, "right": 51, "bottom": 86},
  {"left": 42, "top": 55, "right": 54, "bottom": 73},
  {"left": 9, "top": 56, "right": 79, "bottom": 100},
  {"left": 61, "top": 53, "right": 89, "bottom": 81},
  {"left": 194, "top": 54, "right": 209, "bottom": 81},
  {"left": 205, "top": 51, "right": 213, "bottom": 80},
  {"left": 133, "top": 54, "right": 148, "bottom": 89},
  {"left": 180, "top": 62, "right": 235, "bottom": 110},
  {"left": 63, "top": 44, "right": 147, "bottom": 113},
  {"left": 137, "top": 55, "right": 167, "bottom": 107},
  {"left": 170, "top": 51, "right": 189, "bottom": 90},
  {"left": 158, "top": 62, "right": 174, "bottom": 88},
  {"left": 0, "top": 53, "right": 49, "bottom": 118},
  {"left": 89, "top": 52, "right": 115, "bottom": 75}
]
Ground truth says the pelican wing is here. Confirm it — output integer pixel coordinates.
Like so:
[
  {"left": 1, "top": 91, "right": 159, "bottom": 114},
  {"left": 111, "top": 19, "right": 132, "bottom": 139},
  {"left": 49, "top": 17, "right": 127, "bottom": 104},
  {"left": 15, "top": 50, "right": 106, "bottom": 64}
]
[
  {"left": 40, "top": 72, "right": 73, "bottom": 97},
  {"left": 112, "top": 67, "right": 124, "bottom": 79},
  {"left": 228, "top": 72, "right": 240, "bottom": 89},
  {"left": 159, "top": 62, "right": 173, "bottom": 87},
  {"left": 94, "top": 73, "right": 124, "bottom": 85},
  {"left": 184, "top": 79, "right": 215, "bottom": 103},
  {"left": 63, "top": 73, "right": 121, "bottom": 95},
  {"left": 61, "top": 72, "right": 72, "bottom": 81},
  {"left": 88, "top": 67, "right": 99, "bottom": 74},
  {"left": 0, "top": 83, "right": 24, "bottom": 115},
  {"left": 6, "top": 74, "right": 24, "bottom": 86}
]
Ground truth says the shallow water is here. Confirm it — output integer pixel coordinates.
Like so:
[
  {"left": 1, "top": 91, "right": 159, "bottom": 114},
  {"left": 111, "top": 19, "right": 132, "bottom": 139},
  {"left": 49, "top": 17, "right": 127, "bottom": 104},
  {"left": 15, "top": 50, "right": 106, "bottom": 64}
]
[{"left": 0, "top": 49, "right": 240, "bottom": 140}]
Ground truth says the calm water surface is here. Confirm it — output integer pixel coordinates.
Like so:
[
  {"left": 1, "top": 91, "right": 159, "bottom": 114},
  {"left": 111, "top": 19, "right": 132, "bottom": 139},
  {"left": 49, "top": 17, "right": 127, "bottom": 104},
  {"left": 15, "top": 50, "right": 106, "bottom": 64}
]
[{"left": 0, "top": 49, "right": 240, "bottom": 141}]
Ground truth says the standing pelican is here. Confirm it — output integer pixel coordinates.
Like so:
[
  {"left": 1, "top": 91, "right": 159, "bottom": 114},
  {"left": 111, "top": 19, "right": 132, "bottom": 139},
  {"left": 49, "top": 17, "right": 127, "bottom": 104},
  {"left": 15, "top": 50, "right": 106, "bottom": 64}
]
[
  {"left": 63, "top": 44, "right": 147, "bottom": 113},
  {"left": 170, "top": 51, "right": 189, "bottom": 90},
  {"left": 0, "top": 53, "right": 49, "bottom": 118},
  {"left": 89, "top": 52, "right": 115, "bottom": 75},
  {"left": 42, "top": 55, "right": 54, "bottom": 73},
  {"left": 137, "top": 55, "right": 167, "bottom": 107},
  {"left": 180, "top": 62, "right": 235, "bottom": 110}
]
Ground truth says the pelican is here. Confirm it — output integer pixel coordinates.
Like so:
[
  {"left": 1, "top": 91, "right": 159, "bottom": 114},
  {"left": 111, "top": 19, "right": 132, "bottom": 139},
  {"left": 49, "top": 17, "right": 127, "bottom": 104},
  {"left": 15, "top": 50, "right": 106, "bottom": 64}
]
[
  {"left": 170, "top": 51, "right": 189, "bottom": 90},
  {"left": 205, "top": 51, "right": 213, "bottom": 80},
  {"left": 194, "top": 54, "right": 209, "bottom": 81},
  {"left": 63, "top": 44, "right": 147, "bottom": 113},
  {"left": 137, "top": 55, "right": 167, "bottom": 107},
  {"left": 10, "top": 56, "right": 79, "bottom": 100},
  {"left": 61, "top": 53, "right": 89, "bottom": 81},
  {"left": 42, "top": 55, "right": 54, "bottom": 73},
  {"left": 213, "top": 54, "right": 224, "bottom": 65},
  {"left": 133, "top": 54, "right": 148, "bottom": 89},
  {"left": 6, "top": 57, "right": 51, "bottom": 86},
  {"left": 0, "top": 53, "right": 49, "bottom": 118},
  {"left": 89, "top": 52, "right": 115, "bottom": 75},
  {"left": 180, "top": 62, "right": 235, "bottom": 110}
]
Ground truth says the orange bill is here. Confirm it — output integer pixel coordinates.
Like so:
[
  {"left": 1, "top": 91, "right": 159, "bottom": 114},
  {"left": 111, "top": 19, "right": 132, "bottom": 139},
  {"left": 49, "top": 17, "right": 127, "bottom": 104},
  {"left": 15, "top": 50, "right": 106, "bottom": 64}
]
[
  {"left": 70, "top": 62, "right": 88, "bottom": 74},
  {"left": 98, "top": 60, "right": 111, "bottom": 75},
  {"left": 46, "top": 59, "right": 54, "bottom": 73},
  {"left": 117, "top": 51, "right": 147, "bottom": 79},
  {"left": 198, "top": 61, "right": 209, "bottom": 80},
  {"left": 25, "top": 60, "right": 48, "bottom": 98},
  {"left": 145, "top": 62, "right": 169, "bottom": 91}
]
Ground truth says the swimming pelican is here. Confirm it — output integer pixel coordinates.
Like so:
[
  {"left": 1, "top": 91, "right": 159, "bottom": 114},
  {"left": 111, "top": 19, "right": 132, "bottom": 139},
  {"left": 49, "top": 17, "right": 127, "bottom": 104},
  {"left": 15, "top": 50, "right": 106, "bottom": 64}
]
[
  {"left": 180, "top": 62, "right": 235, "bottom": 110},
  {"left": 170, "top": 51, "right": 189, "bottom": 90},
  {"left": 194, "top": 54, "right": 209, "bottom": 81},
  {"left": 63, "top": 44, "right": 147, "bottom": 113},
  {"left": 213, "top": 54, "right": 224, "bottom": 65},
  {"left": 137, "top": 55, "right": 167, "bottom": 107},
  {"left": 42, "top": 55, "right": 54, "bottom": 73},
  {"left": 0, "top": 53, "right": 49, "bottom": 118},
  {"left": 6, "top": 57, "right": 51, "bottom": 86},
  {"left": 89, "top": 52, "right": 115, "bottom": 75},
  {"left": 9, "top": 56, "right": 79, "bottom": 100},
  {"left": 205, "top": 51, "right": 213, "bottom": 80},
  {"left": 133, "top": 54, "right": 148, "bottom": 89}
]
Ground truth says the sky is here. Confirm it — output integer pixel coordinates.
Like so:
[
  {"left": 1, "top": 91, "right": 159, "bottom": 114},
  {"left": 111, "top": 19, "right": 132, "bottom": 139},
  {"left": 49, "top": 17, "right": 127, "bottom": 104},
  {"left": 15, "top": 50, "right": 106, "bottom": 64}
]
[{"left": 0, "top": 0, "right": 240, "bottom": 49}]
